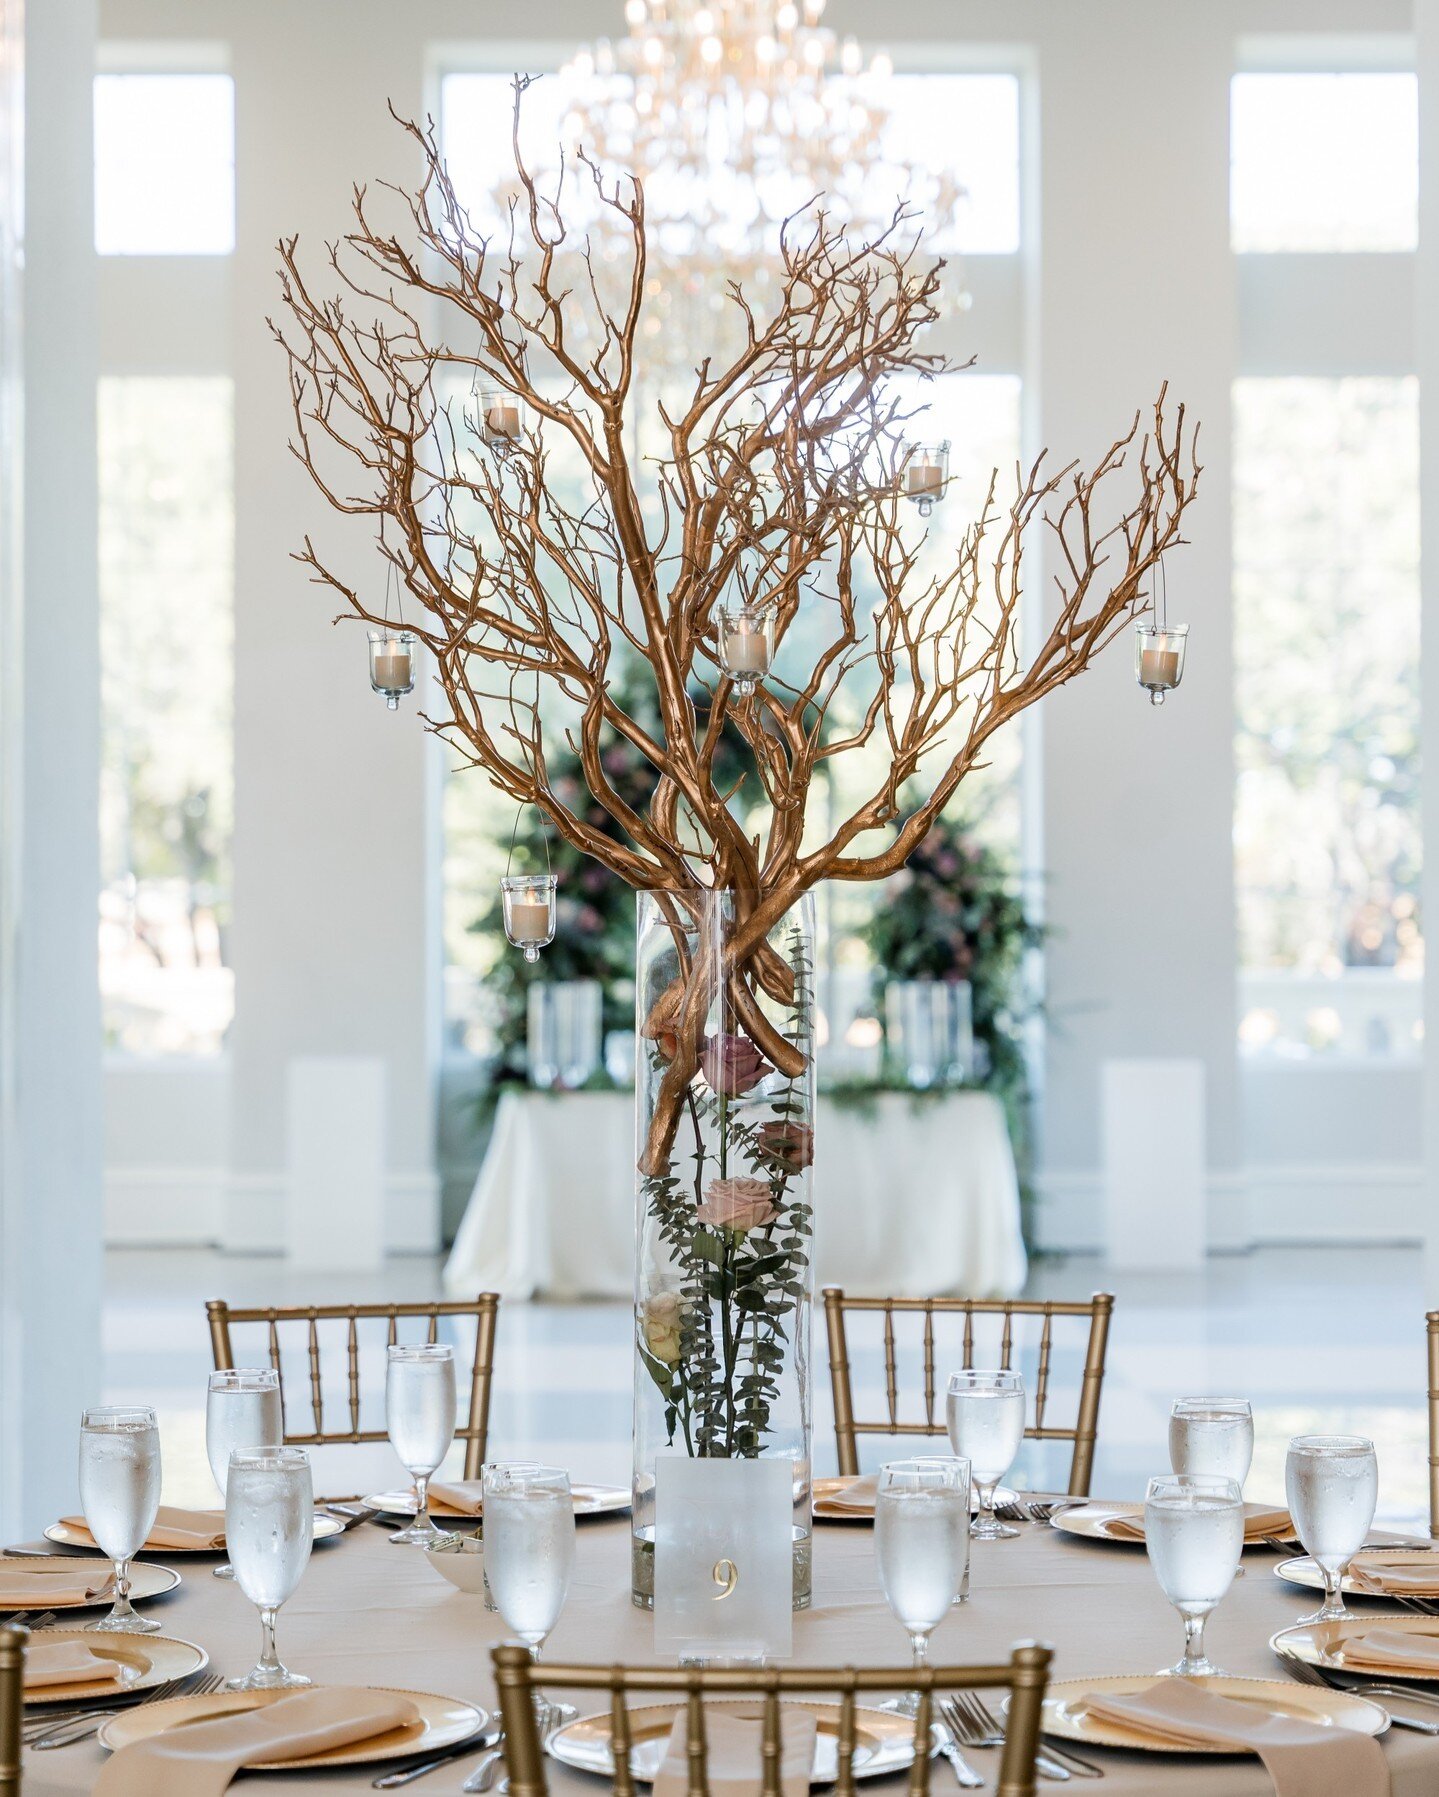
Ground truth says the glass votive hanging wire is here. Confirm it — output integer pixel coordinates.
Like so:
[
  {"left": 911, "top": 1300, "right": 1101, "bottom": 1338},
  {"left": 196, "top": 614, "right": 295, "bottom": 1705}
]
[
  {"left": 716, "top": 602, "right": 774, "bottom": 698},
  {"left": 1135, "top": 556, "right": 1189, "bottom": 706},
  {"left": 368, "top": 629, "right": 417, "bottom": 710},
  {"left": 501, "top": 809, "right": 557, "bottom": 962},
  {"left": 902, "top": 439, "right": 950, "bottom": 517},
  {"left": 480, "top": 385, "right": 524, "bottom": 451}
]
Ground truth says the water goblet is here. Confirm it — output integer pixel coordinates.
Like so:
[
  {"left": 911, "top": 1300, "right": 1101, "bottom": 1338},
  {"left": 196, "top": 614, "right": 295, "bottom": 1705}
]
[
  {"left": 1168, "top": 1397, "right": 1253, "bottom": 1491},
  {"left": 946, "top": 1368, "right": 1024, "bottom": 1539},
  {"left": 206, "top": 1368, "right": 282, "bottom": 1579},
  {"left": 386, "top": 1342, "right": 459, "bottom": 1547},
  {"left": 1285, "top": 1434, "right": 1378, "bottom": 1623},
  {"left": 874, "top": 1458, "right": 970, "bottom": 1716},
  {"left": 1145, "top": 1472, "right": 1244, "bottom": 1677},
  {"left": 483, "top": 1463, "right": 576, "bottom": 1733},
  {"left": 78, "top": 1405, "right": 163, "bottom": 1633},
  {"left": 225, "top": 1446, "right": 314, "bottom": 1690}
]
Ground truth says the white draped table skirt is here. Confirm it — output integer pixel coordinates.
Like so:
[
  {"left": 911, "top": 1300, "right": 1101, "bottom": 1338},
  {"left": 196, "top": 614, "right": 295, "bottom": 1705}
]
[{"left": 443, "top": 1088, "right": 1027, "bottom": 1301}]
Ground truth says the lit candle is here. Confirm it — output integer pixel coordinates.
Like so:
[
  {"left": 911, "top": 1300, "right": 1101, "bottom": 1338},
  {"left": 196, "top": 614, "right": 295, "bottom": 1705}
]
[
  {"left": 1140, "top": 647, "right": 1179, "bottom": 688},
  {"left": 509, "top": 899, "right": 551, "bottom": 940},
  {"left": 374, "top": 647, "right": 412, "bottom": 689},
  {"left": 906, "top": 459, "right": 943, "bottom": 497},
  {"left": 486, "top": 401, "right": 521, "bottom": 441},
  {"left": 724, "top": 619, "right": 768, "bottom": 674}
]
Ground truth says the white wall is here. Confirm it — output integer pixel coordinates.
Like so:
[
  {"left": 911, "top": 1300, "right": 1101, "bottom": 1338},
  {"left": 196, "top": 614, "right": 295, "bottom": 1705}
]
[{"left": 96, "top": 0, "right": 1423, "bottom": 1259}]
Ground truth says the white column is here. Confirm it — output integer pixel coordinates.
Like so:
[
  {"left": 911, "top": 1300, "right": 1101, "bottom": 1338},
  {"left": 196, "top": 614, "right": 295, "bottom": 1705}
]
[
  {"left": 0, "top": 0, "right": 104, "bottom": 1537},
  {"left": 1034, "top": 4, "right": 1239, "bottom": 1248},
  {"left": 1418, "top": 2, "right": 1439, "bottom": 1302},
  {"left": 225, "top": 14, "right": 437, "bottom": 1254}
]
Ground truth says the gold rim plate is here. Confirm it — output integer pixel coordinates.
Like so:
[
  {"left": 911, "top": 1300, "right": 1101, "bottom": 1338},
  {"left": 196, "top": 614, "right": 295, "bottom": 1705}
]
[
  {"left": 1271, "top": 1615, "right": 1439, "bottom": 1681},
  {"left": 364, "top": 1484, "right": 630, "bottom": 1520},
  {"left": 0, "top": 1560, "right": 180, "bottom": 1610},
  {"left": 22, "top": 1631, "right": 207, "bottom": 1705},
  {"left": 1275, "top": 1551, "right": 1439, "bottom": 1600},
  {"left": 548, "top": 1701, "right": 915, "bottom": 1785},
  {"left": 44, "top": 1514, "right": 345, "bottom": 1555},
  {"left": 98, "top": 1686, "right": 487, "bottom": 1768},
  {"left": 1053, "top": 1503, "right": 1294, "bottom": 1550},
  {"left": 1033, "top": 1675, "right": 1387, "bottom": 1753},
  {"left": 812, "top": 1480, "right": 1015, "bottom": 1523}
]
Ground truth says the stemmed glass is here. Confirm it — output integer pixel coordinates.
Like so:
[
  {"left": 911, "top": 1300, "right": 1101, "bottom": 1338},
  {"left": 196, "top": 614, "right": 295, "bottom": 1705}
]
[
  {"left": 1285, "top": 1434, "right": 1378, "bottom": 1623},
  {"left": 1145, "top": 1473, "right": 1244, "bottom": 1677},
  {"left": 946, "top": 1369, "right": 1025, "bottom": 1540},
  {"left": 206, "top": 1369, "right": 283, "bottom": 1579},
  {"left": 386, "top": 1342, "right": 459, "bottom": 1547},
  {"left": 78, "top": 1405, "right": 163, "bottom": 1633},
  {"left": 1168, "top": 1398, "right": 1254, "bottom": 1491},
  {"left": 483, "top": 1463, "right": 576, "bottom": 1734},
  {"left": 874, "top": 1458, "right": 970, "bottom": 1716},
  {"left": 225, "top": 1446, "right": 314, "bottom": 1690}
]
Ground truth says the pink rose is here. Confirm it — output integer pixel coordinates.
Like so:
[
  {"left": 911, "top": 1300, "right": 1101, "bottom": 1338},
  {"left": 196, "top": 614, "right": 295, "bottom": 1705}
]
[
  {"left": 756, "top": 1119, "right": 814, "bottom": 1173},
  {"left": 696, "top": 1177, "right": 778, "bottom": 1234},
  {"left": 699, "top": 1032, "right": 774, "bottom": 1096}
]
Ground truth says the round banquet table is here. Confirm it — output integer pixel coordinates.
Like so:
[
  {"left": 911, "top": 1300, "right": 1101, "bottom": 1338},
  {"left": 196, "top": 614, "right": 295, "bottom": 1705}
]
[{"left": 21, "top": 1513, "right": 1439, "bottom": 1794}]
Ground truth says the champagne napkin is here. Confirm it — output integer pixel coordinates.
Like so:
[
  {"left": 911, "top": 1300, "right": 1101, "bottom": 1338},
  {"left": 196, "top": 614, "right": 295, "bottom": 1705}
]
[
  {"left": 93, "top": 1686, "right": 420, "bottom": 1797},
  {"left": 60, "top": 1506, "right": 228, "bottom": 1552},
  {"left": 1104, "top": 1503, "right": 1292, "bottom": 1544},
  {"left": 654, "top": 1703, "right": 819, "bottom": 1797},
  {"left": 24, "top": 1640, "right": 125, "bottom": 1690},
  {"left": 1081, "top": 1679, "right": 1388, "bottom": 1796},
  {"left": 1340, "top": 1629, "right": 1439, "bottom": 1674},
  {"left": 1348, "top": 1555, "right": 1439, "bottom": 1596},
  {"left": 426, "top": 1480, "right": 485, "bottom": 1517},
  {"left": 0, "top": 1560, "right": 112, "bottom": 1605},
  {"left": 814, "top": 1476, "right": 877, "bottom": 1514}
]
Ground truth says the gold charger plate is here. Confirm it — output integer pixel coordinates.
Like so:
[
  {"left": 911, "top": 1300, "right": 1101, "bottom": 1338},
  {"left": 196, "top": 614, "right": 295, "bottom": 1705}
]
[
  {"left": 98, "top": 1686, "right": 488, "bottom": 1769},
  {"left": 364, "top": 1483, "right": 629, "bottom": 1520},
  {"left": 1272, "top": 1614, "right": 1439, "bottom": 1681},
  {"left": 1275, "top": 1550, "right": 1439, "bottom": 1600},
  {"left": 22, "top": 1630, "right": 207, "bottom": 1706},
  {"left": 812, "top": 1480, "right": 1015, "bottom": 1523},
  {"left": 0, "top": 1559, "right": 180, "bottom": 1611},
  {"left": 1053, "top": 1502, "right": 1295, "bottom": 1550},
  {"left": 45, "top": 1513, "right": 345, "bottom": 1554},
  {"left": 548, "top": 1701, "right": 915, "bottom": 1784},
  {"left": 1034, "top": 1675, "right": 1387, "bottom": 1753}
]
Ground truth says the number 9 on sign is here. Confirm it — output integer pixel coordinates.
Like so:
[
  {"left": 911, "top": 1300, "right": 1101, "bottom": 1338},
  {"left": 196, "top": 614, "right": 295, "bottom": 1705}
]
[{"left": 712, "top": 1557, "right": 738, "bottom": 1600}]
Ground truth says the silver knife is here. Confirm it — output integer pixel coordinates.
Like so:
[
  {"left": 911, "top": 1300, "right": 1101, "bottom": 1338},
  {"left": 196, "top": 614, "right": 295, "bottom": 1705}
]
[{"left": 931, "top": 1725, "right": 986, "bottom": 1788}]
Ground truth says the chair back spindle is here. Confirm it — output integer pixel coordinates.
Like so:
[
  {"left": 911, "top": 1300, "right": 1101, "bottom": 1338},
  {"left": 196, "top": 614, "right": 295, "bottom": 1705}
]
[{"left": 0, "top": 1623, "right": 25, "bottom": 1795}]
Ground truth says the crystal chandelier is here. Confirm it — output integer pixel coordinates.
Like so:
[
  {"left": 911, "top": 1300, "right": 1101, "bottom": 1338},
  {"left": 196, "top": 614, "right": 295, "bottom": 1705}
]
[{"left": 557, "top": 0, "right": 967, "bottom": 360}]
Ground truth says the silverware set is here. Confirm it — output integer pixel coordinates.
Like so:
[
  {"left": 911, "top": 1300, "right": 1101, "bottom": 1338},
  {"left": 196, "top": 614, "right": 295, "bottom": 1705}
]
[
  {"left": 371, "top": 1720, "right": 504, "bottom": 1788},
  {"left": 992, "top": 1497, "right": 1081, "bottom": 1526},
  {"left": 941, "top": 1691, "right": 1104, "bottom": 1782},
  {"left": 24, "top": 1670, "right": 224, "bottom": 1750},
  {"left": 1281, "top": 1655, "right": 1439, "bottom": 1733}
]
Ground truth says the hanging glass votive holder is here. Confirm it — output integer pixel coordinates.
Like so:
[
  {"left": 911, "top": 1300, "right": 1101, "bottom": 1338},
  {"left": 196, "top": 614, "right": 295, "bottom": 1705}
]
[
  {"left": 902, "top": 439, "right": 950, "bottom": 517},
  {"left": 501, "top": 873, "right": 558, "bottom": 963},
  {"left": 480, "top": 387, "right": 524, "bottom": 451},
  {"left": 716, "top": 603, "right": 774, "bottom": 698},
  {"left": 1135, "top": 621, "right": 1189, "bottom": 706},
  {"left": 368, "top": 629, "right": 417, "bottom": 710}
]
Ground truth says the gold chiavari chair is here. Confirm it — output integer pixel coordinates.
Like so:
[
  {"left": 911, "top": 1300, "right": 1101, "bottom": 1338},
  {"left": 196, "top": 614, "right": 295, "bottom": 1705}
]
[
  {"left": 206, "top": 1295, "right": 501, "bottom": 1480},
  {"left": 822, "top": 1289, "right": 1115, "bottom": 1497},
  {"left": 1427, "top": 1309, "right": 1439, "bottom": 1538},
  {"left": 0, "top": 1623, "right": 25, "bottom": 1795},
  {"left": 492, "top": 1642, "right": 1053, "bottom": 1797}
]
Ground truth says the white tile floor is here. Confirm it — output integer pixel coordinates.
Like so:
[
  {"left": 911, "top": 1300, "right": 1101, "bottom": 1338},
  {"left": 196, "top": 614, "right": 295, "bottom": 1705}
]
[{"left": 104, "top": 1244, "right": 1431, "bottom": 1529}]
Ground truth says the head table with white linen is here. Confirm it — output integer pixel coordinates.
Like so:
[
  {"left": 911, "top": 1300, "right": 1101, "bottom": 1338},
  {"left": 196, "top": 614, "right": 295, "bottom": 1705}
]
[
  {"left": 443, "top": 1089, "right": 1027, "bottom": 1302},
  {"left": 17, "top": 1510, "right": 1437, "bottom": 1794}
]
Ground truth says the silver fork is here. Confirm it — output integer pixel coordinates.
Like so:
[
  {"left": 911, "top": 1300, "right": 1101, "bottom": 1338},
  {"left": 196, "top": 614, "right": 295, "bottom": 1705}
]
[
  {"left": 1281, "top": 1655, "right": 1439, "bottom": 1731},
  {"left": 29, "top": 1671, "right": 224, "bottom": 1749},
  {"left": 945, "top": 1692, "right": 1101, "bottom": 1782}
]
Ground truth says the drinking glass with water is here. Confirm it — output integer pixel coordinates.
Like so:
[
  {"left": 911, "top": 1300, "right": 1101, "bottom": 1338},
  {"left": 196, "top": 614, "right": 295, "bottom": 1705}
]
[
  {"left": 206, "top": 1368, "right": 282, "bottom": 1579},
  {"left": 1285, "top": 1434, "right": 1378, "bottom": 1623},
  {"left": 1145, "top": 1472, "right": 1244, "bottom": 1677},
  {"left": 79, "top": 1405, "right": 163, "bottom": 1634},
  {"left": 225, "top": 1445, "right": 314, "bottom": 1690},
  {"left": 386, "top": 1342, "right": 459, "bottom": 1547},
  {"left": 874, "top": 1457, "right": 971, "bottom": 1716},
  {"left": 1168, "top": 1398, "right": 1253, "bottom": 1492},
  {"left": 946, "top": 1369, "right": 1025, "bottom": 1540}
]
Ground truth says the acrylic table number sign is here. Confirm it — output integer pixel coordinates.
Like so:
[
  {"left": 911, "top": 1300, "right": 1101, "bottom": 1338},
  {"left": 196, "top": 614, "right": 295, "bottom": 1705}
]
[{"left": 653, "top": 1456, "right": 793, "bottom": 1662}]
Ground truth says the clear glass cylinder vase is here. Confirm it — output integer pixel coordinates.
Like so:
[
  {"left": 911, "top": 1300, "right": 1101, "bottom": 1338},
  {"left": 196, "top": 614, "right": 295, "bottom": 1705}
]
[{"left": 632, "top": 889, "right": 816, "bottom": 1610}]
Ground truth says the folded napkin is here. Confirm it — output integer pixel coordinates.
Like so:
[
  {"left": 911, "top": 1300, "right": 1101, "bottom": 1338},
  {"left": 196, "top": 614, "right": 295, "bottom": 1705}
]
[
  {"left": 654, "top": 1703, "right": 818, "bottom": 1797},
  {"left": 1348, "top": 1555, "right": 1439, "bottom": 1596},
  {"left": 426, "top": 1480, "right": 485, "bottom": 1517},
  {"left": 60, "top": 1506, "right": 228, "bottom": 1552},
  {"left": 1105, "top": 1503, "right": 1292, "bottom": 1545},
  {"left": 1082, "top": 1678, "right": 1388, "bottom": 1797},
  {"left": 93, "top": 1686, "right": 420, "bottom": 1797},
  {"left": 814, "top": 1476, "right": 877, "bottom": 1514},
  {"left": 1340, "top": 1629, "right": 1439, "bottom": 1674},
  {"left": 0, "top": 1560, "right": 112, "bottom": 1605},
  {"left": 24, "top": 1640, "right": 125, "bottom": 1690}
]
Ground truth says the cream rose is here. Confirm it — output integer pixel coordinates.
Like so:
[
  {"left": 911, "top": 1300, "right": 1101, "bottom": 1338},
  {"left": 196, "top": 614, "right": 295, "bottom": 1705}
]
[
  {"left": 642, "top": 1291, "right": 684, "bottom": 1365},
  {"left": 696, "top": 1176, "right": 778, "bottom": 1234}
]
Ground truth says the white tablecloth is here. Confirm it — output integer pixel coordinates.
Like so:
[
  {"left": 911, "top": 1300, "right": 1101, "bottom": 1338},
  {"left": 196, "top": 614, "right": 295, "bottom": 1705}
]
[{"left": 444, "top": 1088, "right": 1026, "bottom": 1301}]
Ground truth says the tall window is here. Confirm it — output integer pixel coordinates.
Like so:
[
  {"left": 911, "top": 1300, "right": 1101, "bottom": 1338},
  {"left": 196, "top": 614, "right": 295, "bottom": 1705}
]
[
  {"left": 1232, "top": 69, "right": 1420, "bottom": 1061},
  {"left": 99, "top": 379, "right": 235, "bottom": 1054},
  {"left": 94, "top": 72, "right": 235, "bottom": 255}
]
